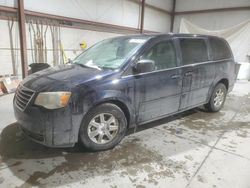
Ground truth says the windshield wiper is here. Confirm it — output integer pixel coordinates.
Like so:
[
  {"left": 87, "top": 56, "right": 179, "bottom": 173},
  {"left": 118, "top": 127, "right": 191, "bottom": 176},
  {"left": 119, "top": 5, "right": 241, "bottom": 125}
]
[
  {"left": 74, "top": 62, "right": 102, "bottom": 70},
  {"left": 99, "top": 66, "right": 115, "bottom": 70},
  {"left": 74, "top": 63, "right": 90, "bottom": 68}
]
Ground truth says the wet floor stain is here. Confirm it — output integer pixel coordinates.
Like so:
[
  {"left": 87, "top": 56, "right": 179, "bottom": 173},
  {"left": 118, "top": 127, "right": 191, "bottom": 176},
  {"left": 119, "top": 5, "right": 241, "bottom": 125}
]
[
  {"left": 0, "top": 177, "right": 4, "bottom": 184},
  {"left": 236, "top": 130, "right": 248, "bottom": 138},
  {"left": 161, "top": 95, "right": 250, "bottom": 139},
  {"left": 197, "top": 175, "right": 207, "bottom": 183},
  {"left": 0, "top": 93, "right": 249, "bottom": 187},
  {"left": 0, "top": 123, "right": 190, "bottom": 187}
]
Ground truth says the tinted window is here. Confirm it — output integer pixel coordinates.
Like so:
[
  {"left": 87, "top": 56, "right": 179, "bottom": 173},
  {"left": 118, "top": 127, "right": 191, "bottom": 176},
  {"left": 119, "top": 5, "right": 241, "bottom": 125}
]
[
  {"left": 180, "top": 38, "right": 208, "bottom": 65},
  {"left": 210, "top": 38, "right": 232, "bottom": 60},
  {"left": 142, "top": 41, "right": 177, "bottom": 70}
]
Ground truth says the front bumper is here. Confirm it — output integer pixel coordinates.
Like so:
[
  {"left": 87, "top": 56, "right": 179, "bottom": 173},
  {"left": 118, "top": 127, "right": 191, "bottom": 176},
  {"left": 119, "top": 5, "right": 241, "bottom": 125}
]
[{"left": 13, "top": 100, "right": 82, "bottom": 148}]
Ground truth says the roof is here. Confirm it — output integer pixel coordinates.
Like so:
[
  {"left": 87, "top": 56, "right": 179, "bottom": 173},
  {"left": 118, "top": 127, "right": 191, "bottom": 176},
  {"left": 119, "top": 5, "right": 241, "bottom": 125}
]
[
  {"left": 117, "top": 33, "right": 223, "bottom": 40},
  {"left": 147, "top": 33, "right": 222, "bottom": 39},
  {"left": 108, "top": 33, "right": 226, "bottom": 44}
]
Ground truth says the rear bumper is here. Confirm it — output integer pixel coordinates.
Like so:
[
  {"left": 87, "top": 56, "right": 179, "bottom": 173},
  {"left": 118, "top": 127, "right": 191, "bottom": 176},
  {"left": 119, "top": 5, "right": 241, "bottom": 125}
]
[{"left": 13, "top": 101, "right": 82, "bottom": 148}]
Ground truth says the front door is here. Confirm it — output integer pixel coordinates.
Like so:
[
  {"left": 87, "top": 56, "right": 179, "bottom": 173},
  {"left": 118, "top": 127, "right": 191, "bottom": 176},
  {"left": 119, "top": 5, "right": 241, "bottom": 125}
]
[{"left": 134, "top": 39, "right": 182, "bottom": 123}]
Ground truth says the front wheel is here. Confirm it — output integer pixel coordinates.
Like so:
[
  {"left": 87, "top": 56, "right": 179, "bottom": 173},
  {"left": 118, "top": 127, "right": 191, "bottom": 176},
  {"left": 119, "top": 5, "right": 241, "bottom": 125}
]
[
  {"left": 79, "top": 103, "right": 127, "bottom": 151},
  {"left": 205, "top": 83, "right": 227, "bottom": 112}
]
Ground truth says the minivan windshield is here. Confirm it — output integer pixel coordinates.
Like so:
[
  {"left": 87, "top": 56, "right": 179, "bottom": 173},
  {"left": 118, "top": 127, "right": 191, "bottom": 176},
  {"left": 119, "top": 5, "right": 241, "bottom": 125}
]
[{"left": 73, "top": 37, "right": 148, "bottom": 69}]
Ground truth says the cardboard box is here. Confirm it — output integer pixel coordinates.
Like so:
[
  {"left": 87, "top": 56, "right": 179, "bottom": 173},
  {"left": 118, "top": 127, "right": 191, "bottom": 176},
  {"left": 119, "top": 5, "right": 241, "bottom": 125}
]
[
  {"left": 0, "top": 82, "right": 5, "bottom": 96},
  {"left": 0, "top": 80, "right": 7, "bottom": 95},
  {"left": 0, "top": 76, "right": 20, "bottom": 94}
]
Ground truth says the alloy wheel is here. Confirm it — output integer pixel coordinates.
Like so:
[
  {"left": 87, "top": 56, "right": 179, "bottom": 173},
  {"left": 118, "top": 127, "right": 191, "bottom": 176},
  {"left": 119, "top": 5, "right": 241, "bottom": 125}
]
[
  {"left": 213, "top": 89, "right": 225, "bottom": 108},
  {"left": 87, "top": 113, "right": 119, "bottom": 144}
]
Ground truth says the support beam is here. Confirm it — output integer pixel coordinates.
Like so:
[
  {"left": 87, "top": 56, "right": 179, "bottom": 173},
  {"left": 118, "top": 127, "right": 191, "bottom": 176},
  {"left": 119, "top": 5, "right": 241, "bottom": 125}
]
[
  {"left": 25, "top": 9, "right": 139, "bottom": 33},
  {"left": 175, "top": 6, "right": 250, "bottom": 15},
  {"left": 170, "top": 0, "right": 176, "bottom": 32},
  {"left": 0, "top": 5, "right": 16, "bottom": 13},
  {"left": 0, "top": 6, "right": 17, "bottom": 21},
  {"left": 140, "top": 0, "right": 145, "bottom": 34},
  {"left": 17, "top": 0, "right": 28, "bottom": 78},
  {"left": 0, "top": 5, "right": 158, "bottom": 34}
]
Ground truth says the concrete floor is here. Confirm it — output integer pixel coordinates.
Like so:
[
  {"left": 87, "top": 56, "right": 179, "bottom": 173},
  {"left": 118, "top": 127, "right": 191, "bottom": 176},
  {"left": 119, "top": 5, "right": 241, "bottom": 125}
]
[{"left": 0, "top": 81, "right": 250, "bottom": 188}]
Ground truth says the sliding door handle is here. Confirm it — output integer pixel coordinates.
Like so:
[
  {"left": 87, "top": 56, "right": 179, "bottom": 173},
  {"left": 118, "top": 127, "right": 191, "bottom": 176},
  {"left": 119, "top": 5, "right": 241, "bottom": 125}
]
[{"left": 171, "top": 74, "right": 181, "bottom": 79}]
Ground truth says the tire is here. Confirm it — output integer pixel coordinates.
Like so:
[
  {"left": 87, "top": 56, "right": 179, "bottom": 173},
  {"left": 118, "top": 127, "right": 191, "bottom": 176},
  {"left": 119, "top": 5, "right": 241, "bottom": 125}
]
[
  {"left": 79, "top": 103, "right": 127, "bottom": 151},
  {"left": 205, "top": 83, "right": 227, "bottom": 112}
]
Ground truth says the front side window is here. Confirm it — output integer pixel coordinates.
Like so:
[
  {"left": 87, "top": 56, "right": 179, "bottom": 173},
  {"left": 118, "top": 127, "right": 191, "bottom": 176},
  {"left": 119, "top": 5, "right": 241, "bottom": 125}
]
[
  {"left": 180, "top": 38, "right": 209, "bottom": 65},
  {"left": 141, "top": 41, "right": 177, "bottom": 70},
  {"left": 73, "top": 37, "right": 148, "bottom": 69},
  {"left": 210, "top": 38, "right": 232, "bottom": 60}
]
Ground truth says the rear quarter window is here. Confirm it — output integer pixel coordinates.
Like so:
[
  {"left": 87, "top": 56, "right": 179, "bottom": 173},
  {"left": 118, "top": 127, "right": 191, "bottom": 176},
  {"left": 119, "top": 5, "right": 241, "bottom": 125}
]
[
  {"left": 180, "top": 38, "right": 209, "bottom": 65},
  {"left": 209, "top": 38, "right": 232, "bottom": 60}
]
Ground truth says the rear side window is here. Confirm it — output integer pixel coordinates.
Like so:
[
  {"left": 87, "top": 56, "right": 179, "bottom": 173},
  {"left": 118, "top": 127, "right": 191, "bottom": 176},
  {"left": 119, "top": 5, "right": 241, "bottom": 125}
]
[
  {"left": 180, "top": 38, "right": 208, "bottom": 65},
  {"left": 210, "top": 38, "right": 232, "bottom": 60}
]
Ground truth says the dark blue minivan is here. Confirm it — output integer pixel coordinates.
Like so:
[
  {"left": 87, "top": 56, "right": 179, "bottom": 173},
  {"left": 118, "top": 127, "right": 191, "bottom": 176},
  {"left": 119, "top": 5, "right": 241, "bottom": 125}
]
[{"left": 14, "top": 34, "right": 238, "bottom": 151}]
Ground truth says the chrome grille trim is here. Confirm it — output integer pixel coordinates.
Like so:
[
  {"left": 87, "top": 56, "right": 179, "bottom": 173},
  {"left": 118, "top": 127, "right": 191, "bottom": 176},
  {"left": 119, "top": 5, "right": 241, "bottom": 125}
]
[{"left": 15, "top": 84, "right": 35, "bottom": 111}]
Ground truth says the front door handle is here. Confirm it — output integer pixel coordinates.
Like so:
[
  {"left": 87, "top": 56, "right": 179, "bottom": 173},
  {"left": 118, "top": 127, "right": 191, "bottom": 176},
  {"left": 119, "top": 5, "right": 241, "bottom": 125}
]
[
  {"left": 171, "top": 74, "right": 181, "bottom": 79},
  {"left": 185, "top": 71, "right": 193, "bottom": 76}
]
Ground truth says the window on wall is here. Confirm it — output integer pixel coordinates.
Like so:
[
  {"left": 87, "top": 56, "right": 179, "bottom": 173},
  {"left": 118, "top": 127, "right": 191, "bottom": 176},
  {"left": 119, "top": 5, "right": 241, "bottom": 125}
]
[
  {"left": 141, "top": 41, "right": 177, "bottom": 70},
  {"left": 210, "top": 38, "right": 232, "bottom": 60},
  {"left": 180, "top": 38, "right": 209, "bottom": 65}
]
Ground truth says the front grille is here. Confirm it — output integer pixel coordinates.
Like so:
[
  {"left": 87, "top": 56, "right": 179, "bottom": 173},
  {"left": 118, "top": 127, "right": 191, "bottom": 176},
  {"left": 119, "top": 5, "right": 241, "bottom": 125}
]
[{"left": 15, "top": 84, "right": 35, "bottom": 111}]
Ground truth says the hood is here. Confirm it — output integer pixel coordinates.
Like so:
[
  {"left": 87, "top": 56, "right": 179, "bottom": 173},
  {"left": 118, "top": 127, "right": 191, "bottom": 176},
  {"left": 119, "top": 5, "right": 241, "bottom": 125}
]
[{"left": 22, "top": 64, "right": 115, "bottom": 91}]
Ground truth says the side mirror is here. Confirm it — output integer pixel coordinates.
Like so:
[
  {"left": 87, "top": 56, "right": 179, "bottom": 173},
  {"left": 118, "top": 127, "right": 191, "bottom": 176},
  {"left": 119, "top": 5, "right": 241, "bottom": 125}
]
[{"left": 134, "top": 59, "right": 155, "bottom": 74}]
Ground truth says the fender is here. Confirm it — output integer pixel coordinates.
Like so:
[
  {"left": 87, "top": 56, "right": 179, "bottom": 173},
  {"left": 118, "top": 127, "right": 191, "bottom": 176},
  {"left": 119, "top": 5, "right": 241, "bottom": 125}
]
[
  {"left": 206, "top": 74, "right": 229, "bottom": 103},
  {"left": 91, "top": 89, "right": 134, "bottom": 123},
  {"left": 72, "top": 88, "right": 136, "bottom": 135}
]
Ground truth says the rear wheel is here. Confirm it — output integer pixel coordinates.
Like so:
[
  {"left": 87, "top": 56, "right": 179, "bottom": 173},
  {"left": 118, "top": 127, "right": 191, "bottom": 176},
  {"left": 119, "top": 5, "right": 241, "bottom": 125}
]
[
  {"left": 205, "top": 83, "right": 227, "bottom": 112},
  {"left": 79, "top": 103, "right": 127, "bottom": 151}
]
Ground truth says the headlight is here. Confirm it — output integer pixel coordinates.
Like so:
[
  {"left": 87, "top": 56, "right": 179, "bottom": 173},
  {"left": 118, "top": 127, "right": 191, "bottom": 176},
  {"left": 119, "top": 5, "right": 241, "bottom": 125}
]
[{"left": 34, "top": 92, "right": 71, "bottom": 109}]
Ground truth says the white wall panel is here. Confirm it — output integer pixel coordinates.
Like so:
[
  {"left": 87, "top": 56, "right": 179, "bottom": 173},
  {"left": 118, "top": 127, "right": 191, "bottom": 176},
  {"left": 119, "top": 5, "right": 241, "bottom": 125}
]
[
  {"left": 146, "top": 0, "right": 173, "bottom": 11},
  {"left": 176, "top": 0, "right": 250, "bottom": 12},
  {"left": 60, "top": 27, "right": 121, "bottom": 60},
  {"left": 0, "top": 20, "right": 16, "bottom": 49},
  {"left": 24, "top": 0, "right": 140, "bottom": 28},
  {"left": 0, "top": 20, "right": 20, "bottom": 76},
  {"left": 0, "top": 50, "right": 21, "bottom": 76},
  {"left": 174, "top": 10, "right": 250, "bottom": 32},
  {"left": 96, "top": 0, "right": 139, "bottom": 28},
  {"left": 24, "top": 0, "right": 96, "bottom": 21},
  {"left": 0, "top": 0, "right": 16, "bottom": 7},
  {"left": 144, "top": 7, "right": 171, "bottom": 32}
]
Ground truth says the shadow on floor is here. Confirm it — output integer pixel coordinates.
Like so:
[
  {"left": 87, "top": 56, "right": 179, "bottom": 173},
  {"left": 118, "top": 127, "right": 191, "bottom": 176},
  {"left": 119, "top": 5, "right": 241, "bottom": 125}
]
[
  {"left": 0, "top": 108, "right": 200, "bottom": 159},
  {"left": 0, "top": 107, "right": 214, "bottom": 187}
]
